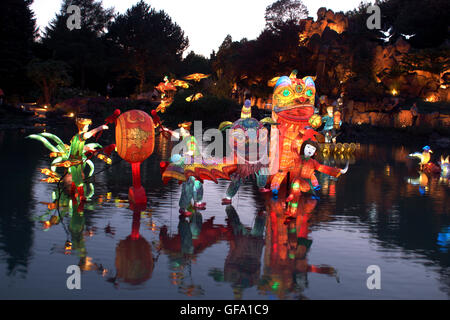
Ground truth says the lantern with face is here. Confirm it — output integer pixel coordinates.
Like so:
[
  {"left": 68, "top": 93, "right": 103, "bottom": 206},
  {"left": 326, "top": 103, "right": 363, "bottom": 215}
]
[
  {"left": 268, "top": 71, "right": 318, "bottom": 193},
  {"left": 115, "top": 110, "right": 155, "bottom": 205}
]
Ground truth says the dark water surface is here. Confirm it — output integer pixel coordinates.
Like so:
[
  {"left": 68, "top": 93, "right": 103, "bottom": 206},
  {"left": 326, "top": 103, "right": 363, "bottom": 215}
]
[{"left": 0, "top": 124, "right": 448, "bottom": 300}]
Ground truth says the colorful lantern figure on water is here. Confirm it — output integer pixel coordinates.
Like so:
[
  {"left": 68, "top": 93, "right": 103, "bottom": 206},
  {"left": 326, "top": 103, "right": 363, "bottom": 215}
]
[
  {"left": 155, "top": 96, "right": 174, "bottom": 114},
  {"left": 115, "top": 110, "right": 155, "bottom": 205},
  {"left": 172, "top": 79, "right": 190, "bottom": 89},
  {"left": 286, "top": 139, "right": 348, "bottom": 200},
  {"left": 409, "top": 146, "right": 433, "bottom": 169},
  {"left": 27, "top": 118, "right": 110, "bottom": 200},
  {"left": 267, "top": 71, "right": 322, "bottom": 194},
  {"left": 161, "top": 121, "right": 209, "bottom": 214},
  {"left": 184, "top": 73, "right": 210, "bottom": 82},
  {"left": 259, "top": 192, "right": 338, "bottom": 299},
  {"left": 241, "top": 99, "right": 252, "bottom": 119},
  {"left": 185, "top": 93, "right": 204, "bottom": 102},
  {"left": 440, "top": 156, "right": 449, "bottom": 181},
  {"left": 408, "top": 145, "right": 442, "bottom": 174},
  {"left": 321, "top": 106, "right": 341, "bottom": 143},
  {"left": 155, "top": 76, "right": 177, "bottom": 95},
  {"left": 221, "top": 117, "right": 271, "bottom": 204}
]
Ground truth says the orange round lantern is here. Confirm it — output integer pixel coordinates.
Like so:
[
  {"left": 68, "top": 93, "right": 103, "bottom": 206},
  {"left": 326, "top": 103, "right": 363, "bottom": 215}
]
[
  {"left": 115, "top": 110, "right": 155, "bottom": 205},
  {"left": 116, "top": 110, "right": 155, "bottom": 163}
]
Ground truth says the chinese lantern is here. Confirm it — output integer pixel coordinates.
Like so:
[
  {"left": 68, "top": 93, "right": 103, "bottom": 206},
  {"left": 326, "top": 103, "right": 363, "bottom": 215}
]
[
  {"left": 115, "top": 110, "right": 155, "bottom": 205},
  {"left": 308, "top": 114, "right": 322, "bottom": 129}
]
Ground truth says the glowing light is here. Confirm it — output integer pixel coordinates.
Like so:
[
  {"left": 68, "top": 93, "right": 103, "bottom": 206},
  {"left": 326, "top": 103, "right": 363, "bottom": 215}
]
[
  {"left": 391, "top": 89, "right": 398, "bottom": 96},
  {"left": 425, "top": 94, "right": 438, "bottom": 102},
  {"left": 184, "top": 73, "right": 210, "bottom": 82}
]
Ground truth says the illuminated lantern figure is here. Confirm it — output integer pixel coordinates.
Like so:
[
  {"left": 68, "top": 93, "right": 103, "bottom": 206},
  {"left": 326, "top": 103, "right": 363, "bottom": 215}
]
[
  {"left": 240, "top": 99, "right": 252, "bottom": 119},
  {"left": 27, "top": 118, "right": 109, "bottom": 200},
  {"left": 184, "top": 73, "right": 210, "bottom": 82},
  {"left": 308, "top": 114, "right": 322, "bottom": 130},
  {"left": 221, "top": 117, "right": 270, "bottom": 204},
  {"left": 115, "top": 110, "right": 155, "bottom": 205},
  {"left": 66, "top": 118, "right": 108, "bottom": 200},
  {"left": 408, "top": 146, "right": 433, "bottom": 170},
  {"left": 267, "top": 71, "right": 318, "bottom": 193},
  {"left": 321, "top": 106, "right": 339, "bottom": 143},
  {"left": 286, "top": 139, "right": 348, "bottom": 201},
  {"left": 440, "top": 156, "right": 449, "bottom": 179}
]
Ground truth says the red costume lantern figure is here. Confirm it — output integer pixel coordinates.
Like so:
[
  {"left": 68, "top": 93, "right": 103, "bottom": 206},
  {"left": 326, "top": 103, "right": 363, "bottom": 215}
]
[
  {"left": 267, "top": 71, "right": 318, "bottom": 193},
  {"left": 115, "top": 110, "right": 155, "bottom": 205},
  {"left": 286, "top": 139, "right": 348, "bottom": 201}
]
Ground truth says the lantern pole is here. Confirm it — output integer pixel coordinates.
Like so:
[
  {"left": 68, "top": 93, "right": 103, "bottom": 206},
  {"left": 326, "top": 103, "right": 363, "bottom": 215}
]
[
  {"left": 129, "top": 161, "right": 147, "bottom": 205},
  {"left": 130, "top": 207, "right": 141, "bottom": 240}
]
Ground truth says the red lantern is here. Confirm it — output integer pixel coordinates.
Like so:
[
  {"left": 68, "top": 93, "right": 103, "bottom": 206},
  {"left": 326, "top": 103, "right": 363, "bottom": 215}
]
[{"left": 115, "top": 110, "right": 155, "bottom": 205}]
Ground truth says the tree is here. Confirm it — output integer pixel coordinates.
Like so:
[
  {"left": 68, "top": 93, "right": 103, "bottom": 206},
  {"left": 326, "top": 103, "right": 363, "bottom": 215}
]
[
  {"left": 27, "top": 59, "right": 72, "bottom": 105},
  {"left": 43, "top": 0, "right": 114, "bottom": 90},
  {"left": 264, "top": 0, "right": 308, "bottom": 30},
  {"left": 178, "top": 51, "right": 212, "bottom": 76},
  {"left": 0, "top": 0, "right": 37, "bottom": 99},
  {"left": 107, "top": 1, "right": 188, "bottom": 93}
]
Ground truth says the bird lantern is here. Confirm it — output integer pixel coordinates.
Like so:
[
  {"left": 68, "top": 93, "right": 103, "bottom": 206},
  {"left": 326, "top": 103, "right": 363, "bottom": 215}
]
[{"left": 115, "top": 110, "right": 155, "bottom": 205}]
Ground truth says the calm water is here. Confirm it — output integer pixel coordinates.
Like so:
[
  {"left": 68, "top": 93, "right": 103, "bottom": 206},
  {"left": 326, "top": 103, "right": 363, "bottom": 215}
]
[{"left": 0, "top": 124, "right": 449, "bottom": 300}]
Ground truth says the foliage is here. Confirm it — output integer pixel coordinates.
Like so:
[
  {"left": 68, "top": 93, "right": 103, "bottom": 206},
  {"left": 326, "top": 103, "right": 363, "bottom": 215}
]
[
  {"left": 400, "top": 48, "right": 450, "bottom": 75},
  {"left": 42, "top": 0, "right": 114, "bottom": 91},
  {"left": 159, "top": 91, "right": 241, "bottom": 128},
  {"left": 0, "top": 0, "right": 37, "bottom": 99},
  {"left": 53, "top": 96, "right": 157, "bottom": 118},
  {"left": 264, "top": 0, "right": 308, "bottom": 31},
  {"left": 107, "top": 1, "right": 189, "bottom": 93},
  {"left": 27, "top": 59, "right": 72, "bottom": 105},
  {"left": 177, "top": 51, "right": 212, "bottom": 76}
]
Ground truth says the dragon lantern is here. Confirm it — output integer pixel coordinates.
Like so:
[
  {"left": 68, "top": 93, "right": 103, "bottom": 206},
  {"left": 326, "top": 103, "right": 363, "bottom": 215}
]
[{"left": 267, "top": 71, "right": 320, "bottom": 193}]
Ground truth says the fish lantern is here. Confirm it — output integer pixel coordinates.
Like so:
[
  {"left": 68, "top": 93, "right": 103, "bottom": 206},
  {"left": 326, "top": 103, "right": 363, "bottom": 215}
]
[{"left": 116, "top": 110, "right": 155, "bottom": 205}]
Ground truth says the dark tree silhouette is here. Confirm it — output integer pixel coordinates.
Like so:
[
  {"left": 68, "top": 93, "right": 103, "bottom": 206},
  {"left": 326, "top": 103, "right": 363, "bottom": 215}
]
[
  {"left": 43, "top": 0, "right": 114, "bottom": 90},
  {"left": 107, "top": 1, "right": 188, "bottom": 93},
  {"left": 0, "top": 0, "right": 37, "bottom": 100}
]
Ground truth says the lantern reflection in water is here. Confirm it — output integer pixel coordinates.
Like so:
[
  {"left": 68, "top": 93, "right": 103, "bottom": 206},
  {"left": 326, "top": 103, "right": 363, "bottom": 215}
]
[{"left": 114, "top": 204, "right": 154, "bottom": 286}]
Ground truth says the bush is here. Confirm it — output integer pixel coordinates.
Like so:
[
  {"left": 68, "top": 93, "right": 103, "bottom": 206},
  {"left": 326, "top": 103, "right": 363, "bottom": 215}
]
[
  {"left": 160, "top": 91, "right": 241, "bottom": 128},
  {"left": 53, "top": 97, "right": 158, "bottom": 119}
]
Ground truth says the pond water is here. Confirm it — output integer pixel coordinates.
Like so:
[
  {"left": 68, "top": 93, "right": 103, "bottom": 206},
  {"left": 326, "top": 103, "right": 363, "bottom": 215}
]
[{"left": 0, "top": 124, "right": 448, "bottom": 300}]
